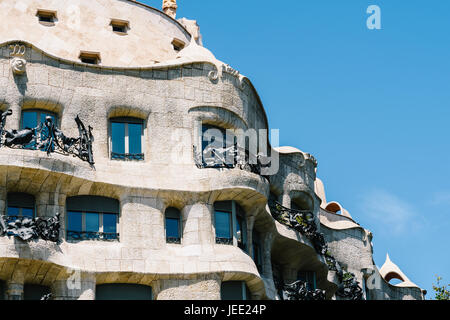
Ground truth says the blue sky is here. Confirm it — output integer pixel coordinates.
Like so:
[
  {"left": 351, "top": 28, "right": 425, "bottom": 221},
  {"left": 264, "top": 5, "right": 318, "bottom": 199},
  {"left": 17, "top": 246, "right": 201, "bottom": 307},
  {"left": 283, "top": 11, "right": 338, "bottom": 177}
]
[{"left": 147, "top": 0, "right": 449, "bottom": 298}]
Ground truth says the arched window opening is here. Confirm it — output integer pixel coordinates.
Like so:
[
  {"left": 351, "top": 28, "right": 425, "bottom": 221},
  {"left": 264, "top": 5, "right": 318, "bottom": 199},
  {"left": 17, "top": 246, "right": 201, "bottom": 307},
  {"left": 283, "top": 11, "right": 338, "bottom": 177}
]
[
  {"left": 66, "top": 196, "right": 120, "bottom": 241},
  {"left": 385, "top": 272, "right": 405, "bottom": 285},
  {"left": 6, "top": 192, "right": 35, "bottom": 223},
  {"left": 214, "top": 201, "right": 233, "bottom": 245},
  {"left": 221, "top": 281, "right": 250, "bottom": 300},
  {"left": 23, "top": 284, "right": 51, "bottom": 300},
  {"left": 325, "top": 202, "right": 342, "bottom": 215},
  {"left": 165, "top": 207, "right": 181, "bottom": 244},
  {"left": 110, "top": 117, "right": 144, "bottom": 161},
  {"left": 96, "top": 284, "right": 152, "bottom": 300}
]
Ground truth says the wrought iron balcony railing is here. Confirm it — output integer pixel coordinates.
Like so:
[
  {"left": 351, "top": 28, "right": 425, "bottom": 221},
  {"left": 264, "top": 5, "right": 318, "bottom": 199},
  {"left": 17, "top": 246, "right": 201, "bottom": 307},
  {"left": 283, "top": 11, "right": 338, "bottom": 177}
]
[
  {"left": 0, "top": 213, "right": 60, "bottom": 242},
  {"left": 66, "top": 230, "right": 120, "bottom": 241},
  {"left": 111, "top": 152, "right": 144, "bottom": 161},
  {"left": 0, "top": 109, "right": 94, "bottom": 165},
  {"left": 193, "top": 144, "right": 268, "bottom": 177},
  {"left": 281, "top": 280, "right": 326, "bottom": 301},
  {"left": 166, "top": 236, "right": 181, "bottom": 244},
  {"left": 268, "top": 199, "right": 364, "bottom": 300},
  {"left": 215, "top": 237, "right": 233, "bottom": 245}
]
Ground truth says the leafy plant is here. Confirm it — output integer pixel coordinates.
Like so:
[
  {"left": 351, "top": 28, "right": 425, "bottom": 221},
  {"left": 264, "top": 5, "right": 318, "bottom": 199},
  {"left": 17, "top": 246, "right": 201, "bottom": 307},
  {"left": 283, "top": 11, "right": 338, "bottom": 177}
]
[{"left": 432, "top": 275, "right": 450, "bottom": 300}]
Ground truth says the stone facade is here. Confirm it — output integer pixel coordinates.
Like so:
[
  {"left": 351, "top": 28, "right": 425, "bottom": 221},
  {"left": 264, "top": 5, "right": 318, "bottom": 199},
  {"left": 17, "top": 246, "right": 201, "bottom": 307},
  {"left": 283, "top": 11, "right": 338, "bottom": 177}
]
[{"left": 0, "top": 0, "right": 424, "bottom": 300}]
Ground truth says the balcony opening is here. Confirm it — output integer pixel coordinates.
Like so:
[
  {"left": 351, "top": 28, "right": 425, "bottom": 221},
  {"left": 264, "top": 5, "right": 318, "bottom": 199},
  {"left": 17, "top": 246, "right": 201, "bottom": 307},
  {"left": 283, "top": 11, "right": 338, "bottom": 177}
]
[
  {"left": 221, "top": 281, "right": 251, "bottom": 300},
  {"left": 165, "top": 207, "right": 182, "bottom": 244},
  {"left": 96, "top": 284, "right": 152, "bottom": 300},
  {"left": 24, "top": 284, "right": 51, "bottom": 300}
]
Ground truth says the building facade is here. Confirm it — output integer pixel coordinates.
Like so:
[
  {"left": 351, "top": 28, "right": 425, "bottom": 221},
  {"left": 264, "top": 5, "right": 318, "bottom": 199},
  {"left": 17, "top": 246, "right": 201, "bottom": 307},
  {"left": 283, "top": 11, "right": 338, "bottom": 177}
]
[{"left": 0, "top": 0, "right": 425, "bottom": 300}]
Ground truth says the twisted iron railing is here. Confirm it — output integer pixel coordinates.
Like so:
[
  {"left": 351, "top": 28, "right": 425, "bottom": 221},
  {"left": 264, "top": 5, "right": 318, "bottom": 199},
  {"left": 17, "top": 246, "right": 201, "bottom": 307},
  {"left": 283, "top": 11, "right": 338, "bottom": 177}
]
[
  {"left": 66, "top": 231, "right": 119, "bottom": 241},
  {"left": 268, "top": 199, "right": 363, "bottom": 300},
  {"left": 0, "top": 213, "right": 60, "bottom": 242},
  {"left": 0, "top": 109, "right": 94, "bottom": 165},
  {"left": 193, "top": 144, "right": 266, "bottom": 177}
]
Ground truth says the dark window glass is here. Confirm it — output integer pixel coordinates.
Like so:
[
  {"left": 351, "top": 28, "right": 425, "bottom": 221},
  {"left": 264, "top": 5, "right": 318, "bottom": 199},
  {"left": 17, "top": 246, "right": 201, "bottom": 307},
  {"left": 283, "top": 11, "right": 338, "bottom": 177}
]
[
  {"left": 111, "top": 119, "right": 143, "bottom": 160},
  {"left": 0, "top": 280, "right": 4, "bottom": 300},
  {"left": 128, "top": 123, "right": 142, "bottom": 154},
  {"left": 22, "top": 111, "right": 37, "bottom": 129},
  {"left": 111, "top": 122, "right": 125, "bottom": 154},
  {"left": 215, "top": 210, "right": 232, "bottom": 239},
  {"left": 103, "top": 214, "right": 117, "bottom": 234},
  {"left": 21, "top": 110, "right": 57, "bottom": 150},
  {"left": 66, "top": 196, "right": 119, "bottom": 241},
  {"left": 166, "top": 218, "right": 179, "bottom": 238},
  {"left": 112, "top": 25, "right": 126, "bottom": 33},
  {"left": 96, "top": 284, "right": 152, "bottom": 300},
  {"left": 23, "top": 284, "right": 51, "bottom": 300},
  {"left": 85, "top": 212, "right": 99, "bottom": 233},
  {"left": 68, "top": 211, "right": 82, "bottom": 232},
  {"left": 221, "top": 281, "right": 248, "bottom": 300},
  {"left": 6, "top": 193, "right": 35, "bottom": 220}
]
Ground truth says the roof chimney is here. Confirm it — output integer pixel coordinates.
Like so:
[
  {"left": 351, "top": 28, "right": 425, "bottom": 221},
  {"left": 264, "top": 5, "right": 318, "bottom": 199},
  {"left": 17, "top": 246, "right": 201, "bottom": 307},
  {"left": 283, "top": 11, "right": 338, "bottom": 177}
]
[{"left": 163, "top": 0, "right": 177, "bottom": 19}]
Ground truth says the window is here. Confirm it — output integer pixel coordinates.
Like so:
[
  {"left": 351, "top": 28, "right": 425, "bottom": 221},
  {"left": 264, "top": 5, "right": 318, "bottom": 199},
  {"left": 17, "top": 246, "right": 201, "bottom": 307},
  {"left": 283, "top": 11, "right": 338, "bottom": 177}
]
[
  {"left": 21, "top": 109, "right": 57, "bottom": 150},
  {"left": 66, "top": 196, "right": 119, "bottom": 241},
  {"left": 0, "top": 280, "right": 5, "bottom": 300},
  {"left": 79, "top": 51, "right": 101, "bottom": 65},
  {"left": 221, "top": 281, "right": 250, "bottom": 300},
  {"left": 252, "top": 230, "right": 263, "bottom": 273},
  {"left": 96, "top": 284, "right": 152, "bottom": 300},
  {"left": 6, "top": 193, "right": 35, "bottom": 223},
  {"left": 297, "top": 271, "right": 317, "bottom": 291},
  {"left": 110, "top": 19, "right": 129, "bottom": 35},
  {"left": 110, "top": 117, "right": 144, "bottom": 161},
  {"left": 24, "top": 284, "right": 51, "bottom": 300},
  {"left": 36, "top": 9, "right": 57, "bottom": 26},
  {"left": 236, "top": 205, "right": 247, "bottom": 251},
  {"left": 165, "top": 207, "right": 181, "bottom": 244},
  {"left": 214, "top": 201, "right": 248, "bottom": 250},
  {"left": 214, "top": 201, "right": 233, "bottom": 245},
  {"left": 172, "top": 38, "right": 185, "bottom": 52},
  {"left": 202, "top": 124, "right": 235, "bottom": 167}
]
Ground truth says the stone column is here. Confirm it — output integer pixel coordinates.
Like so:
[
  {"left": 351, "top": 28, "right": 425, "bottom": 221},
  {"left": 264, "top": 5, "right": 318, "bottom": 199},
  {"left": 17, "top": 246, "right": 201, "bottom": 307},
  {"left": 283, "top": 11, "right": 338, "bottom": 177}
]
[
  {"left": 52, "top": 272, "right": 96, "bottom": 300},
  {"left": 6, "top": 281, "right": 23, "bottom": 300},
  {"left": 182, "top": 202, "right": 214, "bottom": 245},
  {"left": 246, "top": 214, "right": 256, "bottom": 258},
  {"left": 261, "top": 232, "right": 274, "bottom": 279}
]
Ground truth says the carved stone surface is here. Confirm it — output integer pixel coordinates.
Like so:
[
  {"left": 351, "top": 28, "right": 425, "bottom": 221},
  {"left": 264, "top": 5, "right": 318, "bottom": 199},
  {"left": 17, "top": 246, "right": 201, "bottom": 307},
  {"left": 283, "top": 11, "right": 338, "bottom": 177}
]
[
  {"left": 9, "top": 43, "right": 27, "bottom": 75},
  {"left": 0, "top": 213, "right": 60, "bottom": 242},
  {"left": 163, "top": 0, "right": 177, "bottom": 19},
  {"left": 0, "top": 110, "right": 95, "bottom": 165}
]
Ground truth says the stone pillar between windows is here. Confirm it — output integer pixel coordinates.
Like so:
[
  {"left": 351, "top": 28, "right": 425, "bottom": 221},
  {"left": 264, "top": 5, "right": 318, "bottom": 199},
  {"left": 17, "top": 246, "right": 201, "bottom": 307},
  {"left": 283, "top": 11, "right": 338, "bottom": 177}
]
[
  {"left": 51, "top": 272, "right": 96, "bottom": 300},
  {"left": 182, "top": 202, "right": 214, "bottom": 245},
  {"left": 155, "top": 274, "right": 221, "bottom": 300},
  {"left": 6, "top": 281, "right": 23, "bottom": 300},
  {"left": 246, "top": 214, "right": 256, "bottom": 259},
  {"left": 261, "top": 232, "right": 274, "bottom": 279},
  {"left": 0, "top": 186, "right": 6, "bottom": 215}
]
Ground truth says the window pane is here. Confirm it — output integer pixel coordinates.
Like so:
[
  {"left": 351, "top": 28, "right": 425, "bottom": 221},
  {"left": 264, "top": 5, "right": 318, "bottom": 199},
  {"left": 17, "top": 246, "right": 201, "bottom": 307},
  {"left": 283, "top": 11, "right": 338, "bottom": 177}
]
[
  {"left": 215, "top": 211, "right": 231, "bottom": 239},
  {"left": 68, "top": 211, "right": 82, "bottom": 232},
  {"left": 22, "top": 111, "right": 37, "bottom": 129},
  {"left": 128, "top": 123, "right": 142, "bottom": 154},
  {"left": 85, "top": 212, "right": 99, "bottom": 232},
  {"left": 22, "top": 208, "right": 34, "bottom": 218},
  {"left": 103, "top": 214, "right": 117, "bottom": 234},
  {"left": 166, "top": 218, "right": 179, "bottom": 238},
  {"left": 111, "top": 122, "right": 125, "bottom": 154},
  {"left": 7, "top": 207, "right": 20, "bottom": 216}
]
